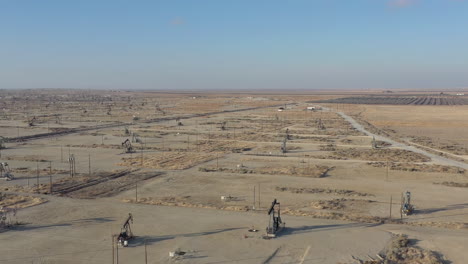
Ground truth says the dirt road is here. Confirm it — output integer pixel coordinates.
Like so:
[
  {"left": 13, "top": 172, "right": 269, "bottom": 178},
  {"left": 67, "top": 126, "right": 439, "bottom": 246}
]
[{"left": 337, "top": 111, "right": 468, "bottom": 170}]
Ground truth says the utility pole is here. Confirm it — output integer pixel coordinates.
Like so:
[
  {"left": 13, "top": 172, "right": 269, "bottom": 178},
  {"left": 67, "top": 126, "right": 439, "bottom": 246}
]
[
  {"left": 89, "top": 153, "right": 91, "bottom": 177},
  {"left": 36, "top": 162, "right": 39, "bottom": 193},
  {"left": 386, "top": 160, "right": 389, "bottom": 182},
  {"left": 389, "top": 195, "right": 393, "bottom": 220},
  {"left": 69, "top": 154, "right": 75, "bottom": 177},
  {"left": 135, "top": 180, "right": 138, "bottom": 202},
  {"left": 49, "top": 173, "right": 53, "bottom": 194},
  {"left": 116, "top": 237, "right": 119, "bottom": 264},
  {"left": 253, "top": 186, "right": 256, "bottom": 210},
  {"left": 145, "top": 240, "right": 148, "bottom": 264},
  {"left": 258, "top": 183, "right": 261, "bottom": 209},
  {"left": 196, "top": 131, "right": 199, "bottom": 152},
  {"left": 112, "top": 235, "right": 115, "bottom": 264},
  {"left": 61, "top": 145, "right": 63, "bottom": 163}
]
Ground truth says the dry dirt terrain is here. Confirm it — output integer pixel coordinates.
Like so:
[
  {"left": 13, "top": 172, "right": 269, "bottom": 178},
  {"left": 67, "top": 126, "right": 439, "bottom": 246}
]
[{"left": 0, "top": 89, "right": 467, "bottom": 264}]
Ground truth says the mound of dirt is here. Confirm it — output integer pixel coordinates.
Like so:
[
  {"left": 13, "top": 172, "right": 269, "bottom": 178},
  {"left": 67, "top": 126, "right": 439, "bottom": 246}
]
[{"left": 354, "top": 234, "right": 447, "bottom": 264}]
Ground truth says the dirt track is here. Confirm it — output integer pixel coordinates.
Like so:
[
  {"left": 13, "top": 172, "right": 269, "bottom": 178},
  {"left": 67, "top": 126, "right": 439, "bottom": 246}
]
[{"left": 338, "top": 111, "right": 468, "bottom": 169}]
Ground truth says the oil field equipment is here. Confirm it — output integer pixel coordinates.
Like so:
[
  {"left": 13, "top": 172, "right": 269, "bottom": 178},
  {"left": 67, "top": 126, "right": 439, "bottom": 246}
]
[
  {"left": 266, "top": 199, "right": 285, "bottom": 237},
  {"left": 0, "top": 162, "right": 13, "bottom": 180},
  {"left": 401, "top": 191, "right": 414, "bottom": 217},
  {"left": 117, "top": 213, "right": 134, "bottom": 247},
  {"left": 280, "top": 137, "right": 287, "bottom": 154},
  {"left": 121, "top": 139, "right": 134, "bottom": 153},
  {"left": 28, "top": 116, "right": 37, "bottom": 127},
  {"left": 317, "top": 118, "right": 325, "bottom": 130}
]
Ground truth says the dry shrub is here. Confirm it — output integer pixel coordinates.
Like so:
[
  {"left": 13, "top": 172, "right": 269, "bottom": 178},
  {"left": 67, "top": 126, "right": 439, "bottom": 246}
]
[
  {"left": 275, "top": 186, "right": 373, "bottom": 197},
  {"left": 320, "top": 144, "right": 336, "bottom": 151},
  {"left": 199, "top": 165, "right": 333, "bottom": 178},
  {"left": 195, "top": 140, "right": 255, "bottom": 153},
  {"left": 118, "top": 152, "right": 220, "bottom": 170},
  {"left": 319, "top": 148, "right": 430, "bottom": 162},
  {"left": 310, "top": 198, "right": 358, "bottom": 210},
  {"left": 369, "top": 162, "right": 464, "bottom": 174},
  {"left": 434, "top": 181, "right": 468, "bottom": 188},
  {"left": 0, "top": 193, "right": 46, "bottom": 209},
  {"left": 384, "top": 234, "right": 445, "bottom": 264},
  {"left": 123, "top": 196, "right": 250, "bottom": 212}
]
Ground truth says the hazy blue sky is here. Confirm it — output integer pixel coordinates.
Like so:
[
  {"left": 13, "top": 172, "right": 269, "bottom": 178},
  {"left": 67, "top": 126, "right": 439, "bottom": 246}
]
[{"left": 1, "top": 0, "right": 467, "bottom": 90}]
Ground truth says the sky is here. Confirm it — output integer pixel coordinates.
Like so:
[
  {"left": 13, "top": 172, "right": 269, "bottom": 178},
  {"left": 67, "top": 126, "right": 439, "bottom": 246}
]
[{"left": 1, "top": 0, "right": 467, "bottom": 90}]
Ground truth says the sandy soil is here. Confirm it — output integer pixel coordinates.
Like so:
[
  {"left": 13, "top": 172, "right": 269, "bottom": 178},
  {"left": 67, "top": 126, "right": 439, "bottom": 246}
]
[{"left": 0, "top": 90, "right": 467, "bottom": 264}]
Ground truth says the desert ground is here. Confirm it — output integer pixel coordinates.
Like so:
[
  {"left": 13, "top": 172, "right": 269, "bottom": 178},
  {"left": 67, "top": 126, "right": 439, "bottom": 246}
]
[{"left": 0, "top": 89, "right": 467, "bottom": 263}]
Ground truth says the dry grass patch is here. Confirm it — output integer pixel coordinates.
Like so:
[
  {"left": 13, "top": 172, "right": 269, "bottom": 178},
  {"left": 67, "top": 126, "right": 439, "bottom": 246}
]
[
  {"left": 195, "top": 140, "right": 256, "bottom": 153},
  {"left": 253, "top": 144, "right": 301, "bottom": 153},
  {"left": 353, "top": 234, "right": 447, "bottom": 264},
  {"left": 118, "top": 152, "right": 220, "bottom": 170},
  {"left": 123, "top": 196, "right": 250, "bottom": 212},
  {"left": 0, "top": 193, "right": 46, "bottom": 209},
  {"left": 200, "top": 165, "right": 333, "bottom": 178},
  {"left": 5, "top": 170, "right": 160, "bottom": 199},
  {"left": 122, "top": 196, "right": 466, "bottom": 230},
  {"left": 434, "top": 181, "right": 468, "bottom": 188},
  {"left": 207, "top": 132, "right": 279, "bottom": 143},
  {"left": 318, "top": 148, "right": 430, "bottom": 162},
  {"left": 5, "top": 155, "right": 49, "bottom": 162},
  {"left": 369, "top": 162, "right": 464, "bottom": 174},
  {"left": 310, "top": 198, "right": 375, "bottom": 210},
  {"left": 275, "top": 186, "right": 373, "bottom": 197}
]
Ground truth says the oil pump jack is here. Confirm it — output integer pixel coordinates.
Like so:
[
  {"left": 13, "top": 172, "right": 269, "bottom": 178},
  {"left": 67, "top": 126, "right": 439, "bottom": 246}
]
[
  {"left": 401, "top": 191, "right": 414, "bottom": 217},
  {"left": 266, "top": 199, "right": 285, "bottom": 238},
  {"left": 121, "top": 139, "right": 134, "bottom": 153},
  {"left": 117, "top": 213, "right": 134, "bottom": 247},
  {"left": 28, "top": 116, "right": 37, "bottom": 127},
  {"left": 0, "top": 162, "right": 13, "bottom": 180},
  {"left": 280, "top": 137, "right": 287, "bottom": 154}
]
